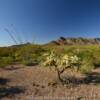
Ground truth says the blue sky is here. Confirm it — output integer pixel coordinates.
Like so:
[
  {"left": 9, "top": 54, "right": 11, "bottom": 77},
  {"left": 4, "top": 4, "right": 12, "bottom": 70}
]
[{"left": 0, "top": 0, "right": 100, "bottom": 46}]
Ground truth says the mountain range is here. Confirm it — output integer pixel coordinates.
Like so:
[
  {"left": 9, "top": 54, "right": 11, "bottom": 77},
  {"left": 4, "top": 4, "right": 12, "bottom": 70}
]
[{"left": 47, "top": 37, "right": 100, "bottom": 45}]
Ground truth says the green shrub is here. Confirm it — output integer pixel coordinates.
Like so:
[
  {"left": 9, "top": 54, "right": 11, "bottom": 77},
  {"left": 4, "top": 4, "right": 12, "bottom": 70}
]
[
  {"left": 22, "top": 57, "right": 39, "bottom": 66},
  {"left": 80, "top": 60, "right": 94, "bottom": 74},
  {"left": 92, "top": 49, "right": 100, "bottom": 67},
  {"left": 77, "top": 50, "right": 94, "bottom": 73},
  {"left": 14, "top": 45, "right": 45, "bottom": 64},
  {"left": 0, "top": 57, "right": 13, "bottom": 67}
]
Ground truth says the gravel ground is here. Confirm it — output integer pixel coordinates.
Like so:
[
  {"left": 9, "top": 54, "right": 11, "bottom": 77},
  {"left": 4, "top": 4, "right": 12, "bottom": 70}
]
[{"left": 0, "top": 65, "right": 100, "bottom": 100}]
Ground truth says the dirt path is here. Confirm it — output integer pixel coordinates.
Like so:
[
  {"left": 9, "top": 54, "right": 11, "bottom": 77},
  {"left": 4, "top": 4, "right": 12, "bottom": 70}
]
[{"left": 0, "top": 65, "right": 100, "bottom": 100}]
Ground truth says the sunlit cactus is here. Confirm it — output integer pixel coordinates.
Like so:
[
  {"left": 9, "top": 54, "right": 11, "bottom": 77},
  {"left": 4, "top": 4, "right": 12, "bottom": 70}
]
[{"left": 42, "top": 51, "right": 80, "bottom": 84}]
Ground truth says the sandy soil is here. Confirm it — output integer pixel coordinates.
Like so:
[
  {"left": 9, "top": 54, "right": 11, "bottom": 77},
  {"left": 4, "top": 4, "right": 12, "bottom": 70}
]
[{"left": 0, "top": 65, "right": 100, "bottom": 100}]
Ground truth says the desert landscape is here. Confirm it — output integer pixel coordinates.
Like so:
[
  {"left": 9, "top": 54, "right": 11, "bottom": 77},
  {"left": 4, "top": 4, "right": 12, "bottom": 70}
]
[
  {"left": 0, "top": 0, "right": 100, "bottom": 99},
  {"left": 0, "top": 38, "right": 100, "bottom": 100}
]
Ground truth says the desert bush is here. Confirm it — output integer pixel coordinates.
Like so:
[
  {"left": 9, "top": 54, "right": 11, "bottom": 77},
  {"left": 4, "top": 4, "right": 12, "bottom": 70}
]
[
  {"left": 92, "top": 49, "right": 100, "bottom": 67},
  {"left": 0, "top": 57, "right": 13, "bottom": 67},
  {"left": 22, "top": 59, "right": 38, "bottom": 66},
  {"left": 80, "top": 60, "right": 94, "bottom": 74},
  {"left": 14, "top": 45, "right": 45, "bottom": 65},
  {"left": 76, "top": 50, "right": 95, "bottom": 73}
]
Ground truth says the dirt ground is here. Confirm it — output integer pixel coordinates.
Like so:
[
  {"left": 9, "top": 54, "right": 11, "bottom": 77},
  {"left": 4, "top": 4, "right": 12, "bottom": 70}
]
[{"left": 0, "top": 65, "right": 100, "bottom": 100}]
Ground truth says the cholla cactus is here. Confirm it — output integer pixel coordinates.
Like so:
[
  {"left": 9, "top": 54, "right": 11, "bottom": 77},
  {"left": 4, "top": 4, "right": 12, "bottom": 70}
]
[
  {"left": 43, "top": 51, "right": 57, "bottom": 66},
  {"left": 60, "top": 54, "right": 69, "bottom": 66},
  {"left": 70, "top": 55, "right": 79, "bottom": 64},
  {"left": 43, "top": 51, "right": 80, "bottom": 68},
  {"left": 42, "top": 51, "right": 80, "bottom": 84}
]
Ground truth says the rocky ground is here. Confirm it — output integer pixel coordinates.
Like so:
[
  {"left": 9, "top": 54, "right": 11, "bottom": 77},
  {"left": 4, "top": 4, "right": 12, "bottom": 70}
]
[{"left": 0, "top": 65, "right": 100, "bottom": 100}]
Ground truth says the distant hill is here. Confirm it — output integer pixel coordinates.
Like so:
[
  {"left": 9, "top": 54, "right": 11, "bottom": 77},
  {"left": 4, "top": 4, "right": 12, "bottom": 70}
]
[{"left": 46, "top": 37, "right": 100, "bottom": 46}]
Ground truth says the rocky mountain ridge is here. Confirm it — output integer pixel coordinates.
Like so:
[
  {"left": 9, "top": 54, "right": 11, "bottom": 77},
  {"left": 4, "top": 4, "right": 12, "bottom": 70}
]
[{"left": 48, "top": 37, "right": 100, "bottom": 45}]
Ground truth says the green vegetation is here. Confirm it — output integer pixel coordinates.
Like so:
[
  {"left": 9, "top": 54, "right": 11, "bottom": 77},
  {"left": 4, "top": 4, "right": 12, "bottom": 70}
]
[
  {"left": 0, "top": 44, "right": 100, "bottom": 74},
  {"left": 0, "top": 44, "right": 45, "bottom": 67},
  {"left": 14, "top": 44, "right": 45, "bottom": 65},
  {"left": 0, "top": 57, "right": 13, "bottom": 67}
]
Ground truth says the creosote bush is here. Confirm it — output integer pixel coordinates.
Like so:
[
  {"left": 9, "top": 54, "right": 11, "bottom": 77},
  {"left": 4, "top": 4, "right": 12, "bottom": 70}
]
[
  {"left": 80, "top": 60, "right": 94, "bottom": 74},
  {"left": 0, "top": 57, "right": 13, "bottom": 67},
  {"left": 14, "top": 45, "right": 45, "bottom": 66},
  {"left": 77, "top": 50, "right": 94, "bottom": 74}
]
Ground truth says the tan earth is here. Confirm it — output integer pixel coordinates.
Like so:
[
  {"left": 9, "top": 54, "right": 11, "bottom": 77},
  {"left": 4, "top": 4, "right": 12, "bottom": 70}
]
[{"left": 0, "top": 65, "right": 100, "bottom": 100}]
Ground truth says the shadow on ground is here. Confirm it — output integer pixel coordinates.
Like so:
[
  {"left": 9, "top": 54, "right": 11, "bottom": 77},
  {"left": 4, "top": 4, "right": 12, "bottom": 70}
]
[
  {"left": 0, "top": 86, "right": 25, "bottom": 98},
  {"left": 61, "top": 72, "right": 100, "bottom": 86},
  {"left": 84, "top": 72, "right": 100, "bottom": 84},
  {"left": 0, "top": 77, "right": 25, "bottom": 99},
  {"left": 0, "top": 78, "right": 10, "bottom": 85}
]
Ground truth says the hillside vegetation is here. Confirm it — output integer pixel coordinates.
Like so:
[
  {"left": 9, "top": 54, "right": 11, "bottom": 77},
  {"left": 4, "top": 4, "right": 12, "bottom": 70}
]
[{"left": 0, "top": 39, "right": 100, "bottom": 74}]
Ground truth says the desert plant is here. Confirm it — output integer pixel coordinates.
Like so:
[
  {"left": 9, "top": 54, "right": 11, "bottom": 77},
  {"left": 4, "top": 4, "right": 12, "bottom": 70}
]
[
  {"left": 80, "top": 60, "right": 94, "bottom": 74},
  {"left": 77, "top": 50, "right": 95, "bottom": 73},
  {"left": 14, "top": 45, "right": 45, "bottom": 65},
  {"left": 0, "top": 57, "right": 13, "bottom": 67},
  {"left": 42, "top": 50, "right": 80, "bottom": 84}
]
